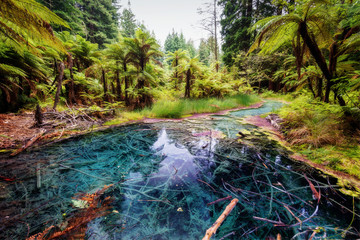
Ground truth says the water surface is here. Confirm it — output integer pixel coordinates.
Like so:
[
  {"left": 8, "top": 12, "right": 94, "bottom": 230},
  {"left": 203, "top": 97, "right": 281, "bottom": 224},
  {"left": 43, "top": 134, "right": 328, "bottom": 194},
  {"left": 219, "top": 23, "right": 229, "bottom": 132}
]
[{"left": 0, "top": 101, "right": 359, "bottom": 239}]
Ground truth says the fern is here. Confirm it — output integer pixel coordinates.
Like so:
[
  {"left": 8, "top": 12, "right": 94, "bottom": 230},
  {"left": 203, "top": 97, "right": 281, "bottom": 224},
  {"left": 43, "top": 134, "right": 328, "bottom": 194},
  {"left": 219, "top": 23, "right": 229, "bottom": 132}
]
[{"left": 0, "top": 0, "right": 69, "bottom": 53}]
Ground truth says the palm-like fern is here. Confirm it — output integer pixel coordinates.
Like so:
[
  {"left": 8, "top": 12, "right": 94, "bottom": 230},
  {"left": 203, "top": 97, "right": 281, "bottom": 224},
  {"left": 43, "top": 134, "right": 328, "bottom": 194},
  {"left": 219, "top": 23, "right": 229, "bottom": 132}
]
[
  {"left": 249, "top": 0, "right": 360, "bottom": 105},
  {"left": 0, "top": 0, "right": 69, "bottom": 52},
  {"left": 183, "top": 57, "right": 203, "bottom": 98},
  {"left": 125, "top": 29, "right": 163, "bottom": 108},
  {"left": 166, "top": 50, "right": 190, "bottom": 90}
]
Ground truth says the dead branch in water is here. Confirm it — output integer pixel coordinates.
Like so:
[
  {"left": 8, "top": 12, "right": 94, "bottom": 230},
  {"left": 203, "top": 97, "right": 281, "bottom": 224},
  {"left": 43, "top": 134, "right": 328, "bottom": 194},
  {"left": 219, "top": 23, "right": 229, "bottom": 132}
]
[
  {"left": 207, "top": 196, "right": 232, "bottom": 206},
  {"left": 202, "top": 198, "right": 239, "bottom": 240},
  {"left": 10, "top": 130, "right": 46, "bottom": 156}
]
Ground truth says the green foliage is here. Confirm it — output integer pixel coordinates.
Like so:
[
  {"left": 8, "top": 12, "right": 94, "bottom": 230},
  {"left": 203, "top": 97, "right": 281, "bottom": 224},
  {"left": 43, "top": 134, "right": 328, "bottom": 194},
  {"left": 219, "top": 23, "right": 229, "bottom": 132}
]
[
  {"left": 164, "top": 31, "right": 187, "bottom": 53},
  {"left": 77, "top": 0, "right": 120, "bottom": 47},
  {"left": 120, "top": 8, "right": 137, "bottom": 38},
  {"left": 150, "top": 101, "right": 185, "bottom": 118},
  {"left": 248, "top": 0, "right": 360, "bottom": 105},
  {"left": 37, "top": 0, "right": 84, "bottom": 36},
  {"left": 219, "top": 0, "right": 276, "bottom": 66},
  {"left": 0, "top": 0, "right": 69, "bottom": 53},
  {"left": 198, "top": 38, "right": 211, "bottom": 66}
]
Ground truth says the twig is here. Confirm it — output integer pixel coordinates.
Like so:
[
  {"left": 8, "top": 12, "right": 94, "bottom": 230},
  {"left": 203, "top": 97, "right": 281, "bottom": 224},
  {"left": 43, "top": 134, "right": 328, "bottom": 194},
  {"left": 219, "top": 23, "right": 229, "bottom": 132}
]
[
  {"left": 252, "top": 216, "right": 286, "bottom": 226},
  {"left": 58, "top": 164, "right": 112, "bottom": 182},
  {"left": 197, "top": 179, "right": 217, "bottom": 192},
  {"left": 219, "top": 231, "right": 235, "bottom": 240},
  {"left": 10, "top": 129, "right": 46, "bottom": 156},
  {"left": 253, "top": 205, "right": 319, "bottom": 228},
  {"left": 202, "top": 198, "right": 239, "bottom": 240},
  {"left": 137, "top": 199, "right": 171, "bottom": 204},
  {"left": 207, "top": 196, "right": 232, "bottom": 206}
]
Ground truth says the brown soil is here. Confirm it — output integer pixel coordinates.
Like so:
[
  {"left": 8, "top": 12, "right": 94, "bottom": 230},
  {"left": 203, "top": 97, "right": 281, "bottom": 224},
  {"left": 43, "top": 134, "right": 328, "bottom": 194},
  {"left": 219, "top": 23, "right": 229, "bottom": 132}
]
[{"left": 0, "top": 113, "right": 42, "bottom": 150}]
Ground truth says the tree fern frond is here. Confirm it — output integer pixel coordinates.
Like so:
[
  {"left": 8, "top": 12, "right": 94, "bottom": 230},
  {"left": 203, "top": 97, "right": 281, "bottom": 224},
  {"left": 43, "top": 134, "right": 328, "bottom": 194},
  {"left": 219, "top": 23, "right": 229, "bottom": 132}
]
[
  {"left": 0, "top": 63, "right": 27, "bottom": 77},
  {"left": 248, "top": 15, "right": 300, "bottom": 54},
  {"left": 0, "top": 0, "right": 69, "bottom": 53}
]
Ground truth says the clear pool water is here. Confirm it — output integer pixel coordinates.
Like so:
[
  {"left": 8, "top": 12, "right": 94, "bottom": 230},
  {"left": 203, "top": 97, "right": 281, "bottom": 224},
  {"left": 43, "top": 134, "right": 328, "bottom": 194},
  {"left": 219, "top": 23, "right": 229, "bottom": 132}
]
[{"left": 0, "top": 102, "right": 359, "bottom": 239}]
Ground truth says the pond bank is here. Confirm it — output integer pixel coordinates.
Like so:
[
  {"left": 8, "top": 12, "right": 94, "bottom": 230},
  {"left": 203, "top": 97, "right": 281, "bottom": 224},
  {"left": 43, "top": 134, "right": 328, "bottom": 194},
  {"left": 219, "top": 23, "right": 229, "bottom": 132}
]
[{"left": 243, "top": 115, "right": 360, "bottom": 196}]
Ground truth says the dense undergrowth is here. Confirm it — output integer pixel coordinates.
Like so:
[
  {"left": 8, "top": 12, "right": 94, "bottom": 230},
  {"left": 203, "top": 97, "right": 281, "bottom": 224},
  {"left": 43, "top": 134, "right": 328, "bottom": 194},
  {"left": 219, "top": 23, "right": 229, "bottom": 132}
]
[{"left": 277, "top": 96, "right": 360, "bottom": 178}]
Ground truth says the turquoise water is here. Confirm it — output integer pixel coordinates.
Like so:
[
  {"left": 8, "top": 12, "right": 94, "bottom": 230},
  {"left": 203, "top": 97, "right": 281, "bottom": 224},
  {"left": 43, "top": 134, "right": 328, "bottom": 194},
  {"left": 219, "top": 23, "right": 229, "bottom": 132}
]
[
  {"left": 0, "top": 102, "right": 359, "bottom": 239},
  {"left": 229, "top": 101, "right": 284, "bottom": 118}
]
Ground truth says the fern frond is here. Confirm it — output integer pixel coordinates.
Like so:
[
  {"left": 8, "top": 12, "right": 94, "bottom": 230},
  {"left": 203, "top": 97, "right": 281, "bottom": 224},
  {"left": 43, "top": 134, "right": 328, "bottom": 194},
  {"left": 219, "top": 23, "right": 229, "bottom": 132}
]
[{"left": 0, "top": 0, "right": 69, "bottom": 53}]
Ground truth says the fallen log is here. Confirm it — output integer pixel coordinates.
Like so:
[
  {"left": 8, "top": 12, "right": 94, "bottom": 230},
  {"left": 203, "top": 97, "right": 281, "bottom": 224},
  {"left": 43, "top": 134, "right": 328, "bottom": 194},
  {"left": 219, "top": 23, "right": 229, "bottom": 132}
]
[{"left": 202, "top": 198, "right": 239, "bottom": 240}]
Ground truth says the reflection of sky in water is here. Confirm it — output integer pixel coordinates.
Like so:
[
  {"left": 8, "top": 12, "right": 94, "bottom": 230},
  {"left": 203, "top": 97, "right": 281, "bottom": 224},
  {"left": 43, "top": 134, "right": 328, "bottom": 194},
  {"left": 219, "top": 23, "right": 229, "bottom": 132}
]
[
  {"left": 1, "top": 101, "right": 357, "bottom": 240},
  {"left": 152, "top": 128, "right": 199, "bottom": 179}
]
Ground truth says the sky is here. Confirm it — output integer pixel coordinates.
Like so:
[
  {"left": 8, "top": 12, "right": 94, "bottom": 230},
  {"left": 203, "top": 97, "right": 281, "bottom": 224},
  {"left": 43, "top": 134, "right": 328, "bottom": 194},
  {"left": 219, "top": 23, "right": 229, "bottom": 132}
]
[{"left": 128, "top": 0, "right": 211, "bottom": 48}]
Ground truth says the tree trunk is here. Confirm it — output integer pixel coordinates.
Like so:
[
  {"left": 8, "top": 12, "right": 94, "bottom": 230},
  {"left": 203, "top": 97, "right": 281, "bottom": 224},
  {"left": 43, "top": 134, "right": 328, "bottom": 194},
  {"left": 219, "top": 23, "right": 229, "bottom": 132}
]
[
  {"left": 316, "top": 77, "right": 323, "bottom": 99},
  {"left": 175, "top": 59, "right": 179, "bottom": 90},
  {"left": 185, "top": 69, "right": 191, "bottom": 98},
  {"left": 116, "top": 67, "right": 122, "bottom": 101},
  {"left": 53, "top": 61, "right": 65, "bottom": 110},
  {"left": 124, "top": 63, "right": 130, "bottom": 106},
  {"left": 214, "top": 0, "right": 218, "bottom": 65},
  {"left": 34, "top": 104, "right": 43, "bottom": 127},
  {"left": 102, "top": 68, "right": 109, "bottom": 102},
  {"left": 67, "top": 54, "right": 76, "bottom": 105},
  {"left": 307, "top": 78, "right": 316, "bottom": 98},
  {"left": 298, "top": 21, "right": 332, "bottom": 102}
]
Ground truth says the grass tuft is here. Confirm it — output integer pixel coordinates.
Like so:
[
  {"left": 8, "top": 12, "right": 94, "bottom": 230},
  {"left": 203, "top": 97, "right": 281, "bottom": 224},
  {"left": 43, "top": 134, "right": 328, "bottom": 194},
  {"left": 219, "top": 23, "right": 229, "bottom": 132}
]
[{"left": 148, "top": 94, "right": 260, "bottom": 118}]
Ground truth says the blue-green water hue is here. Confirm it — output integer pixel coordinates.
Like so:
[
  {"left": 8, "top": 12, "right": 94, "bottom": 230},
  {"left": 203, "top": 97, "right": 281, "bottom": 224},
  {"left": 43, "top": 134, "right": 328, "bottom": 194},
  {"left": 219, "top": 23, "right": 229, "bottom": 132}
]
[
  {"left": 0, "top": 101, "right": 359, "bottom": 239},
  {"left": 230, "top": 101, "right": 284, "bottom": 118}
]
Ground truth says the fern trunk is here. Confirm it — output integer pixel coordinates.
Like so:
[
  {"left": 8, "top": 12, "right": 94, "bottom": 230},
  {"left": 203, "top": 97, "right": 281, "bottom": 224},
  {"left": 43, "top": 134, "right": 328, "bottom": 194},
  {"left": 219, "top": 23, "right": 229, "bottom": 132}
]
[
  {"left": 53, "top": 62, "right": 65, "bottom": 110},
  {"left": 298, "top": 21, "right": 332, "bottom": 103},
  {"left": 116, "top": 68, "right": 122, "bottom": 101},
  {"left": 185, "top": 69, "right": 191, "bottom": 98},
  {"left": 102, "top": 68, "right": 109, "bottom": 102},
  {"left": 67, "top": 54, "right": 76, "bottom": 105},
  {"left": 123, "top": 62, "right": 130, "bottom": 107}
]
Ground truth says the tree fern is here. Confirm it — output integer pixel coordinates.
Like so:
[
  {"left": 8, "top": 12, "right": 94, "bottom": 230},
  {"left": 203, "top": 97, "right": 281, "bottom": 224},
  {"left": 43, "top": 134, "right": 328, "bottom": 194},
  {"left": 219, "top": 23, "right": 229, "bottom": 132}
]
[{"left": 0, "top": 0, "right": 69, "bottom": 53}]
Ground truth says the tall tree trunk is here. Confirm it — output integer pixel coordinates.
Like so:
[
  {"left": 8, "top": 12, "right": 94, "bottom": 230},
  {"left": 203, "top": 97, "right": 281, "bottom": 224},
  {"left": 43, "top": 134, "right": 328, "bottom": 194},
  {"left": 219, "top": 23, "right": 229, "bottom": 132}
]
[
  {"left": 213, "top": 0, "right": 218, "bottom": 66},
  {"left": 53, "top": 62, "right": 65, "bottom": 110},
  {"left": 307, "top": 78, "right": 316, "bottom": 98},
  {"left": 175, "top": 59, "right": 179, "bottom": 90}
]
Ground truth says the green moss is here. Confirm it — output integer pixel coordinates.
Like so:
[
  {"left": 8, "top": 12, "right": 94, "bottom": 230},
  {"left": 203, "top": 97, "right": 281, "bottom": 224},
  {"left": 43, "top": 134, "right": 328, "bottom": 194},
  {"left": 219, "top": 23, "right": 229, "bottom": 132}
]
[{"left": 295, "top": 144, "right": 360, "bottom": 179}]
